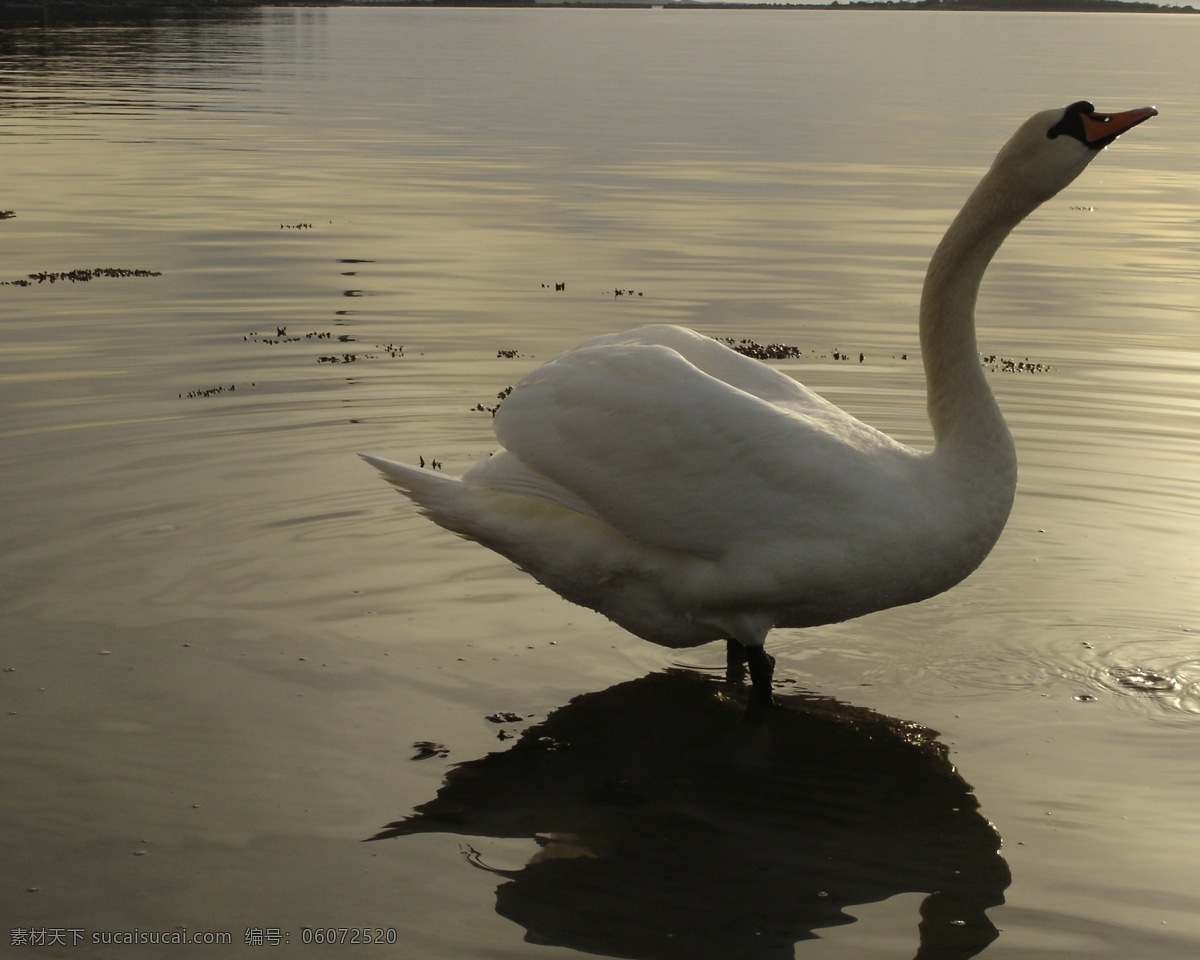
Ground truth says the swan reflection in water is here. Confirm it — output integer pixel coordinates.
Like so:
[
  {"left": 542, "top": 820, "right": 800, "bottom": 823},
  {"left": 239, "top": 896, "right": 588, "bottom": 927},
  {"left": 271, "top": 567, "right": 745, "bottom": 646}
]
[{"left": 372, "top": 671, "right": 1010, "bottom": 959}]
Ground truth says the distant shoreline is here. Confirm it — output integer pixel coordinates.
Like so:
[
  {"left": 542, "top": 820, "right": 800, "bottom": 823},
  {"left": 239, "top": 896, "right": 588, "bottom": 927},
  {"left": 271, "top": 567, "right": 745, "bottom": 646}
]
[
  {"left": 264, "top": 0, "right": 1198, "bottom": 9},
  {"left": 2, "top": 0, "right": 1196, "bottom": 29},
  {"left": 300, "top": 0, "right": 1200, "bottom": 9}
]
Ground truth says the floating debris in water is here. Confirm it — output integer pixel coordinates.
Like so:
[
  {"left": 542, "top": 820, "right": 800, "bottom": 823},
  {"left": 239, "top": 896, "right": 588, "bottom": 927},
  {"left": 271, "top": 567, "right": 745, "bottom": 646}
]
[
  {"left": 980, "top": 355, "right": 1052, "bottom": 374},
  {"left": 718, "top": 337, "right": 807, "bottom": 361},
  {"left": 180, "top": 384, "right": 247, "bottom": 399},
  {"left": 1073, "top": 693, "right": 1099, "bottom": 703},
  {"left": 2, "top": 267, "right": 162, "bottom": 286},
  {"left": 281, "top": 222, "right": 313, "bottom": 230},
  {"left": 714, "top": 337, "right": 1051, "bottom": 374},
  {"left": 473, "top": 385, "right": 514, "bottom": 416},
  {"left": 412, "top": 741, "right": 450, "bottom": 761},
  {"left": 496, "top": 349, "right": 522, "bottom": 359},
  {"left": 242, "top": 329, "right": 403, "bottom": 366},
  {"left": 613, "top": 287, "right": 643, "bottom": 297},
  {"left": 484, "top": 712, "right": 524, "bottom": 724},
  {"left": 0, "top": 210, "right": 15, "bottom": 220},
  {"left": 540, "top": 282, "right": 565, "bottom": 291},
  {"left": 244, "top": 329, "right": 336, "bottom": 344}
]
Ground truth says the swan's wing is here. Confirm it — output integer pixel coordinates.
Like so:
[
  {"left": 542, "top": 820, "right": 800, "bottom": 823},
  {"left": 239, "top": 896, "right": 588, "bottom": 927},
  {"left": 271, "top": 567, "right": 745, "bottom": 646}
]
[{"left": 483, "top": 328, "right": 914, "bottom": 558}]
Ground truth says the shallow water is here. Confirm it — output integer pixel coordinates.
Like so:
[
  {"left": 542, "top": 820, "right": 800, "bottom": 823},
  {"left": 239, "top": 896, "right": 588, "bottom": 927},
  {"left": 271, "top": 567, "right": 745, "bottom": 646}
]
[{"left": 2, "top": 7, "right": 1199, "bottom": 958}]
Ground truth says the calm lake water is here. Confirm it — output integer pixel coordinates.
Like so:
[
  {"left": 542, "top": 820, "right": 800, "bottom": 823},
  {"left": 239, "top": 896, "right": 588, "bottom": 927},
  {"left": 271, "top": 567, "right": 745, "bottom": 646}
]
[{"left": 2, "top": 6, "right": 1199, "bottom": 958}]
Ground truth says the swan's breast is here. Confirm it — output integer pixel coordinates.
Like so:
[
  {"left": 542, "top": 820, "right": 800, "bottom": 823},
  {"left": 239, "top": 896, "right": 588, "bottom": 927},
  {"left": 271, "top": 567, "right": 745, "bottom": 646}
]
[{"left": 688, "top": 451, "right": 1014, "bottom": 630}]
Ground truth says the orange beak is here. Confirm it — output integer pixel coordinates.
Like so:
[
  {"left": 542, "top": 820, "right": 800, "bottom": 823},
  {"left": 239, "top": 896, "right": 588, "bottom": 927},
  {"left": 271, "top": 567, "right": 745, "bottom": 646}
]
[{"left": 1081, "top": 106, "right": 1158, "bottom": 148}]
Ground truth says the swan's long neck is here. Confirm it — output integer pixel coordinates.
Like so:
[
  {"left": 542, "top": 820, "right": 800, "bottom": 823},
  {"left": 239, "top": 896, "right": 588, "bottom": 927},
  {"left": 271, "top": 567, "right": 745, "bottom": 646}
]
[{"left": 919, "top": 170, "right": 1028, "bottom": 467}]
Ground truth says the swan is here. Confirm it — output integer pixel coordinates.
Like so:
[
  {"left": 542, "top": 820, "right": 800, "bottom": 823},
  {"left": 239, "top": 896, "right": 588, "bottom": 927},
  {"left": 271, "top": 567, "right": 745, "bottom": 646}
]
[{"left": 362, "top": 101, "right": 1156, "bottom": 701}]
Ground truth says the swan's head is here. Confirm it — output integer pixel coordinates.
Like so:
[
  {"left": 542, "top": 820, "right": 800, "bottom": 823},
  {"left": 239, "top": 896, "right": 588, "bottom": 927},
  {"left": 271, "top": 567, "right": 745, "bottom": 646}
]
[{"left": 988, "top": 101, "right": 1157, "bottom": 207}]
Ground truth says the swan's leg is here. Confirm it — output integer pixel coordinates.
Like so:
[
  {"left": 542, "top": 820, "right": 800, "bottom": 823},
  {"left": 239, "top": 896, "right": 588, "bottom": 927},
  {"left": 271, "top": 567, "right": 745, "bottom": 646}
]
[
  {"left": 725, "top": 639, "right": 747, "bottom": 684},
  {"left": 726, "top": 636, "right": 775, "bottom": 701},
  {"left": 744, "top": 645, "right": 776, "bottom": 703}
]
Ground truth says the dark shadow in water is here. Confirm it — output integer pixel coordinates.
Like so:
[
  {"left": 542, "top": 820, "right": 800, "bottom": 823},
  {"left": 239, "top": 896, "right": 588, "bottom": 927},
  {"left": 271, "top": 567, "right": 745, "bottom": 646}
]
[
  {"left": 372, "top": 670, "right": 1010, "bottom": 959},
  {"left": 0, "top": 7, "right": 267, "bottom": 82},
  {"left": 0, "top": 3, "right": 262, "bottom": 30}
]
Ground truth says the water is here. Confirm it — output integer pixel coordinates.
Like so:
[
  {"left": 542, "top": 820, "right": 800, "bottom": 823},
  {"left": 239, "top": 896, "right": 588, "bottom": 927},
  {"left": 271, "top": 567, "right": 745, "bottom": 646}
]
[{"left": 2, "top": 7, "right": 1199, "bottom": 958}]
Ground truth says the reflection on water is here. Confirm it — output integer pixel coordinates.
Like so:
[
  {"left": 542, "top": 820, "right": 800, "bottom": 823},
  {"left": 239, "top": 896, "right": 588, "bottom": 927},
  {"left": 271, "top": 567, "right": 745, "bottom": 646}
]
[
  {"left": 0, "top": 11, "right": 266, "bottom": 104},
  {"left": 374, "top": 671, "right": 1009, "bottom": 959}
]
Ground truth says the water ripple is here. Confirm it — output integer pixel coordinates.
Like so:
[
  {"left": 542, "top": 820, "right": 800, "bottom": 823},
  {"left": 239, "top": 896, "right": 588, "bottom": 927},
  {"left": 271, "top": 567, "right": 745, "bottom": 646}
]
[{"left": 1076, "top": 633, "right": 1200, "bottom": 720}]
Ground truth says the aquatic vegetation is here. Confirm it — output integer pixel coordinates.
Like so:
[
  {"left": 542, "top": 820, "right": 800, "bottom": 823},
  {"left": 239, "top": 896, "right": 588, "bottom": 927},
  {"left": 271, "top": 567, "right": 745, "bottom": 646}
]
[{"left": 1, "top": 267, "right": 162, "bottom": 286}]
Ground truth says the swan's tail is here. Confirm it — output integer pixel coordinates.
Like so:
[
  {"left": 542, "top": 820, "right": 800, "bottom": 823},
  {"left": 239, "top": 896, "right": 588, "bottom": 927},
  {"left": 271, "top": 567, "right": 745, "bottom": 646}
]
[{"left": 359, "top": 453, "right": 467, "bottom": 527}]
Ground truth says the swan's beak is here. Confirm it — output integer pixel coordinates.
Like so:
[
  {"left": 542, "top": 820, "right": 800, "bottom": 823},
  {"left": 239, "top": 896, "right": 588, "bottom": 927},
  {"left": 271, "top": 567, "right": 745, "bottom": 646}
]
[{"left": 1081, "top": 106, "right": 1157, "bottom": 149}]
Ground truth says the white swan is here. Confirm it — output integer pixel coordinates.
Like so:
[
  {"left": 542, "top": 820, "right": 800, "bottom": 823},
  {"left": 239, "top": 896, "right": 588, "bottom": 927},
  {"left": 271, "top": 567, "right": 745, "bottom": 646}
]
[{"left": 362, "top": 102, "right": 1155, "bottom": 701}]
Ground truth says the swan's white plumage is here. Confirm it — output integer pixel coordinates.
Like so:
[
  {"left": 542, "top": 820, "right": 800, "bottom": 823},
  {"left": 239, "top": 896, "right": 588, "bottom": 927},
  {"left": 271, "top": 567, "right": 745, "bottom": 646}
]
[
  {"left": 490, "top": 325, "right": 913, "bottom": 556},
  {"left": 362, "top": 102, "right": 1155, "bottom": 695}
]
